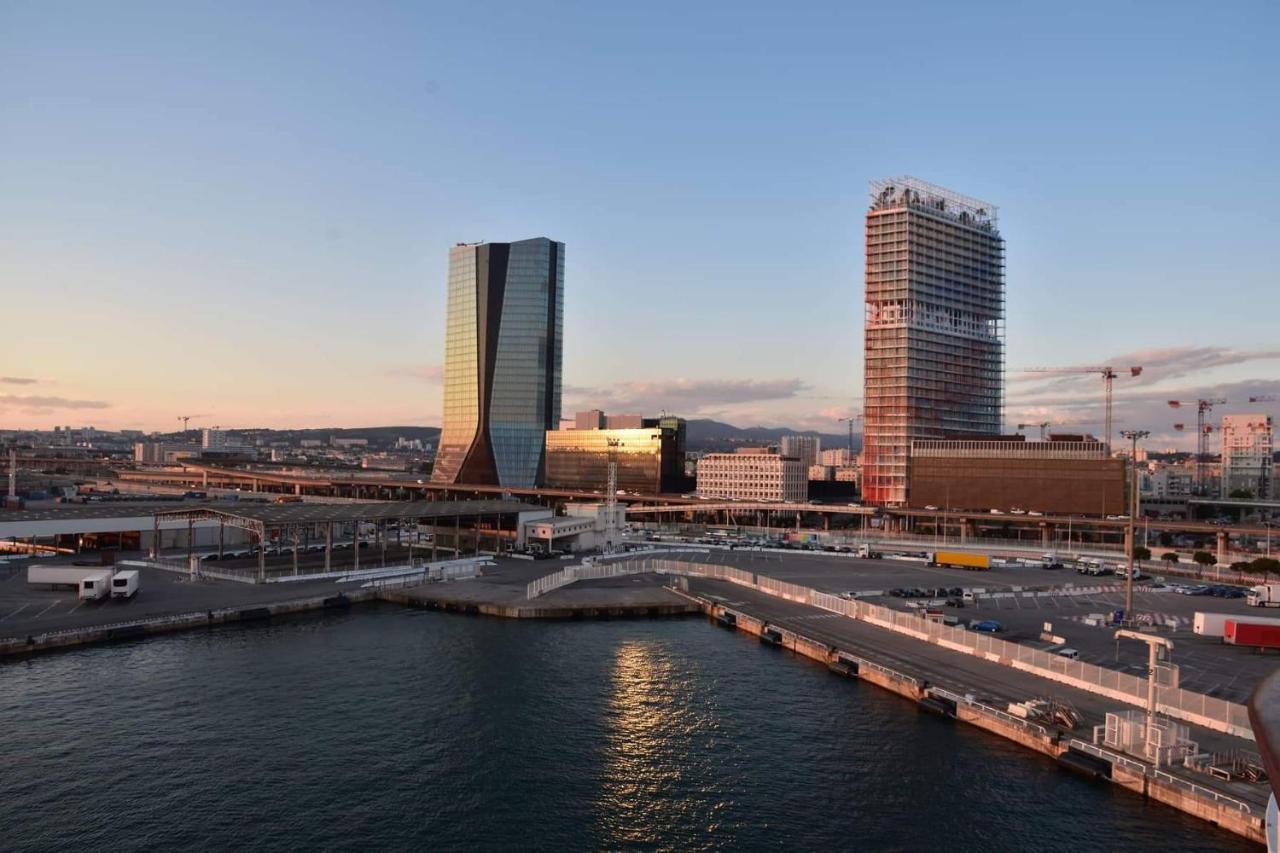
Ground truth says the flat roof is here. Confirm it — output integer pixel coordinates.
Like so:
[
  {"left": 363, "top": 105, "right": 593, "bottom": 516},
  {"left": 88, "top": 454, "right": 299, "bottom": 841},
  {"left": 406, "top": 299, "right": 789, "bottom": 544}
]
[
  {"left": 0, "top": 501, "right": 198, "bottom": 523},
  {"left": 152, "top": 499, "right": 532, "bottom": 526}
]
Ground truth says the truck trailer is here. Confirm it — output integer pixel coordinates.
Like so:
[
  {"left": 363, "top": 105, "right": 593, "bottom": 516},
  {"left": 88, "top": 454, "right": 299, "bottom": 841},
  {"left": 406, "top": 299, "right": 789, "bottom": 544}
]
[
  {"left": 1195, "top": 611, "right": 1280, "bottom": 637},
  {"left": 929, "top": 550, "right": 991, "bottom": 571},
  {"left": 1224, "top": 620, "right": 1280, "bottom": 649},
  {"left": 28, "top": 565, "right": 114, "bottom": 589},
  {"left": 110, "top": 570, "right": 139, "bottom": 599},
  {"left": 78, "top": 571, "right": 114, "bottom": 601}
]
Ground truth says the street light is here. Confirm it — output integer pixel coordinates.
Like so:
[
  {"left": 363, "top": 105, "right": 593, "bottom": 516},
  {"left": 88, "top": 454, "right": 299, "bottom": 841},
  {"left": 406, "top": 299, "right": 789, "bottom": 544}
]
[{"left": 1121, "top": 429, "right": 1150, "bottom": 624}]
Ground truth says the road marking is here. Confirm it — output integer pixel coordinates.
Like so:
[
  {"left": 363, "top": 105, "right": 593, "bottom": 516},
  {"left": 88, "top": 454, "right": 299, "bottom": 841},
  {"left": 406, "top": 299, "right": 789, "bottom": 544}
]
[
  {"left": 31, "top": 600, "right": 62, "bottom": 619},
  {"left": 0, "top": 603, "right": 31, "bottom": 621},
  {"left": 67, "top": 602, "right": 84, "bottom": 615}
]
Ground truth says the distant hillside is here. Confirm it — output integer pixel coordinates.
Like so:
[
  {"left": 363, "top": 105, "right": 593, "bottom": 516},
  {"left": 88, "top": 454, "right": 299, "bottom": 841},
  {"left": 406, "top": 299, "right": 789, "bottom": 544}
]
[{"left": 685, "top": 419, "right": 859, "bottom": 454}]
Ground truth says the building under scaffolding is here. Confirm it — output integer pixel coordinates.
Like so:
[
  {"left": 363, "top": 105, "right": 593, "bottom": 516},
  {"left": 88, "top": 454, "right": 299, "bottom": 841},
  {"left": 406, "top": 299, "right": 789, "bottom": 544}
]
[{"left": 863, "top": 176, "right": 1006, "bottom": 506}]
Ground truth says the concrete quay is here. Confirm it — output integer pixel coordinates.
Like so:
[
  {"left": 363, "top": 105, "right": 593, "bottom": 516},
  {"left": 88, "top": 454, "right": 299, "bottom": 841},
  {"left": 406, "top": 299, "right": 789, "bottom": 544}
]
[
  {"left": 678, "top": 576, "right": 1267, "bottom": 846},
  {"left": 378, "top": 558, "right": 698, "bottom": 618}
]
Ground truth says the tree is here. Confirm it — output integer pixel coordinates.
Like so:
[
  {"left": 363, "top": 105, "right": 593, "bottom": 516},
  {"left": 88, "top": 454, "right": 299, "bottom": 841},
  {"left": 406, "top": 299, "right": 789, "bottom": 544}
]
[
  {"left": 1230, "top": 488, "right": 1256, "bottom": 500},
  {"left": 1161, "top": 552, "right": 1180, "bottom": 565},
  {"left": 1252, "top": 557, "right": 1280, "bottom": 583},
  {"left": 1192, "top": 551, "right": 1217, "bottom": 573},
  {"left": 1133, "top": 546, "right": 1151, "bottom": 566}
]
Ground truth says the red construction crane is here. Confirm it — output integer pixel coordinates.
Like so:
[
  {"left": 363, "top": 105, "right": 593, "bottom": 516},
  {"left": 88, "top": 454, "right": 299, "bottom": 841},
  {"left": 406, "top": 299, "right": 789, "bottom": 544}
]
[
  {"left": 1018, "top": 366, "right": 1143, "bottom": 452},
  {"left": 1168, "top": 398, "right": 1226, "bottom": 493}
]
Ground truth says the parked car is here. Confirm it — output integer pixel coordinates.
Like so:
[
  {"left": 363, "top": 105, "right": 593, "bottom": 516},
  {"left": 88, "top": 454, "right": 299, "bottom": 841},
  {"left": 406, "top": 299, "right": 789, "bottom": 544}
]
[{"left": 970, "top": 620, "right": 1003, "bottom": 633}]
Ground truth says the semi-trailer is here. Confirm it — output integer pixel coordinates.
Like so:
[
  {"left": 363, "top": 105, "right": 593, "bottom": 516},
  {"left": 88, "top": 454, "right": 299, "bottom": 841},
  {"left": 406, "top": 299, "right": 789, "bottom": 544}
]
[
  {"left": 28, "top": 565, "right": 113, "bottom": 589},
  {"left": 928, "top": 550, "right": 991, "bottom": 571},
  {"left": 110, "top": 570, "right": 139, "bottom": 599},
  {"left": 1224, "top": 620, "right": 1280, "bottom": 649},
  {"left": 78, "top": 571, "right": 114, "bottom": 601},
  {"left": 1190, "top": 611, "right": 1280, "bottom": 637}
]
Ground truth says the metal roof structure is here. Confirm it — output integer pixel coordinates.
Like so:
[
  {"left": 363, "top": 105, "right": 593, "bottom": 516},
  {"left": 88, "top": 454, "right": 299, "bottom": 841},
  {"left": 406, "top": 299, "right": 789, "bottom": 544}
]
[{"left": 152, "top": 499, "right": 532, "bottom": 534}]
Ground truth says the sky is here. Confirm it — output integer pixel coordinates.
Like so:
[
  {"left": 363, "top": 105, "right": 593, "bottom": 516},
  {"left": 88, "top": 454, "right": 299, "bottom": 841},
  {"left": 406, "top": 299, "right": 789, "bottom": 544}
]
[{"left": 2, "top": 0, "right": 1277, "bottom": 449}]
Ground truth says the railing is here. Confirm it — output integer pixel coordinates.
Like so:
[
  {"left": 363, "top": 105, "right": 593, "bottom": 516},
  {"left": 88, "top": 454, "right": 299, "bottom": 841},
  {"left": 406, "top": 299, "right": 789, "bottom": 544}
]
[{"left": 1153, "top": 769, "right": 1254, "bottom": 814}]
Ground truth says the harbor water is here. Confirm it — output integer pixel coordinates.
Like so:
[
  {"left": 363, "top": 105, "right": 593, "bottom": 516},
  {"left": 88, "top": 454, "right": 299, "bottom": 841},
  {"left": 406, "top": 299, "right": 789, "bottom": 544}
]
[{"left": 0, "top": 604, "right": 1254, "bottom": 851}]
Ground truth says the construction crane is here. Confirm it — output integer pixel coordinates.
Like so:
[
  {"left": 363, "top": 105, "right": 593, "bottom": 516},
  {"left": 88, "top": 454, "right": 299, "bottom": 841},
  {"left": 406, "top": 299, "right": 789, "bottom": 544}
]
[
  {"left": 177, "top": 414, "right": 205, "bottom": 433},
  {"left": 1168, "top": 398, "right": 1227, "bottom": 494},
  {"left": 838, "top": 413, "right": 863, "bottom": 461},
  {"left": 1016, "top": 421, "right": 1105, "bottom": 440},
  {"left": 1019, "top": 366, "right": 1143, "bottom": 453}
]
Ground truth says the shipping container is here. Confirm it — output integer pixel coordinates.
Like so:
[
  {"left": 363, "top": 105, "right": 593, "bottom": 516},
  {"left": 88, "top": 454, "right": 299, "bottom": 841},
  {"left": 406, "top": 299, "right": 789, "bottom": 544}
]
[{"left": 1224, "top": 620, "right": 1280, "bottom": 649}]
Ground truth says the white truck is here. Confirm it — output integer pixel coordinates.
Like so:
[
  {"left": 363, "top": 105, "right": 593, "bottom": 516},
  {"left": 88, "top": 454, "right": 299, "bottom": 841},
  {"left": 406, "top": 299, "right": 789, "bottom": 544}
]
[
  {"left": 28, "top": 565, "right": 113, "bottom": 589},
  {"left": 110, "top": 570, "right": 139, "bottom": 599},
  {"left": 79, "top": 571, "right": 114, "bottom": 601},
  {"left": 1247, "top": 584, "right": 1280, "bottom": 608}
]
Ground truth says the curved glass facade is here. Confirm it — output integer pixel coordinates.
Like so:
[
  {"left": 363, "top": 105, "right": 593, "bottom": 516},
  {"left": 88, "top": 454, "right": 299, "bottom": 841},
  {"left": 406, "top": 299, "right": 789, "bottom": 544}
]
[{"left": 432, "top": 238, "right": 564, "bottom": 487}]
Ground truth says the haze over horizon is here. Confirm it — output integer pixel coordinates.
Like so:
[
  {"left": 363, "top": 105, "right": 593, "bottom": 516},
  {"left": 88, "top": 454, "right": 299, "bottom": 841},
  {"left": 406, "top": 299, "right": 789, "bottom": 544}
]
[{"left": 3, "top": 1, "right": 1277, "bottom": 448}]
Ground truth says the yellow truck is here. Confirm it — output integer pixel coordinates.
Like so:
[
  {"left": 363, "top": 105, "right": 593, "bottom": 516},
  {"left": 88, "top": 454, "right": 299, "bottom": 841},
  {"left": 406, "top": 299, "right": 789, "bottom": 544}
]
[{"left": 929, "top": 550, "right": 991, "bottom": 571}]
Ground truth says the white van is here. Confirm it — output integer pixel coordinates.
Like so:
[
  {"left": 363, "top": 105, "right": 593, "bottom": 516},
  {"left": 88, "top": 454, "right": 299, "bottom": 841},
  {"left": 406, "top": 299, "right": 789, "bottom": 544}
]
[
  {"left": 110, "top": 570, "right": 139, "bottom": 599},
  {"left": 1056, "top": 648, "right": 1080, "bottom": 660}
]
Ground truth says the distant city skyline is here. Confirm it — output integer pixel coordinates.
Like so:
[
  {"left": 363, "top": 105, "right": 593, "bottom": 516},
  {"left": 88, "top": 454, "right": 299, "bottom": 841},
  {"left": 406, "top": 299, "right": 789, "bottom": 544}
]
[{"left": 2, "top": 1, "right": 1278, "bottom": 446}]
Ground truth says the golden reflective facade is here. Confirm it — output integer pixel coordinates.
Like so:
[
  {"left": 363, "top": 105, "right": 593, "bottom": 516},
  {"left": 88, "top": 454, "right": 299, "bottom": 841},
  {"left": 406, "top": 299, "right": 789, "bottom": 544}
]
[{"left": 544, "top": 427, "right": 680, "bottom": 494}]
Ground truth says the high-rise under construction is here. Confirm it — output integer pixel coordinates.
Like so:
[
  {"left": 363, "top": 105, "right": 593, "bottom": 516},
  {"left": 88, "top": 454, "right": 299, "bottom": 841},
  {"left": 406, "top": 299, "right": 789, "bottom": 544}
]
[{"left": 862, "top": 177, "right": 1005, "bottom": 506}]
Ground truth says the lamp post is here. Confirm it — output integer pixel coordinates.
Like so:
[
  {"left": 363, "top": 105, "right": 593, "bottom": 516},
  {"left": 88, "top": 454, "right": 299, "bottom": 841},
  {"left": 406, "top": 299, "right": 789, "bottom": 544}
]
[{"left": 1121, "top": 429, "right": 1150, "bottom": 624}]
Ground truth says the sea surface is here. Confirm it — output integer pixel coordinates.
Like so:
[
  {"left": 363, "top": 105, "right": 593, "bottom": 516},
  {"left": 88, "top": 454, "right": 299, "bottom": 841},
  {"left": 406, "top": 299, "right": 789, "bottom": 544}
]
[{"left": 0, "top": 605, "right": 1255, "bottom": 851}]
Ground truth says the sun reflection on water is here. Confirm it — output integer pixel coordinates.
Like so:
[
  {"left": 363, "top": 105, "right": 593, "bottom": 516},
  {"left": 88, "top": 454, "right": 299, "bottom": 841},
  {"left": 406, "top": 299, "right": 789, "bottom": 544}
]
[{"left": 596, "top": 640, "right": 729, "bottom": 849}]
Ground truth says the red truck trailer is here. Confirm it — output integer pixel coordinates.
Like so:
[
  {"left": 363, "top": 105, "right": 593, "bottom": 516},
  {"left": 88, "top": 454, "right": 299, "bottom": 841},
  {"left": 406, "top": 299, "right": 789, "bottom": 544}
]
[{"left": 1224, "top": 620, "right": 1280, "bottom": 649}]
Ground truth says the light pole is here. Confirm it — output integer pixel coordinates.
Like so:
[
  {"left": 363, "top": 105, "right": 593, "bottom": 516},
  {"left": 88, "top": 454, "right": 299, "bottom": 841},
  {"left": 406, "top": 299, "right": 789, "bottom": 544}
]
[{"left": 1121, "top": 429, "right": 1150, "bottom": 624}]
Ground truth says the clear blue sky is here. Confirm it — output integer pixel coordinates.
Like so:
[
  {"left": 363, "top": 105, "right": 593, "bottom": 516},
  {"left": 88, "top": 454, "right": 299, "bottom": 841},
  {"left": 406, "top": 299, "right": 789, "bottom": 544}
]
[{"left": 2, "top": 0, "right": 1277, "bottom": 446}]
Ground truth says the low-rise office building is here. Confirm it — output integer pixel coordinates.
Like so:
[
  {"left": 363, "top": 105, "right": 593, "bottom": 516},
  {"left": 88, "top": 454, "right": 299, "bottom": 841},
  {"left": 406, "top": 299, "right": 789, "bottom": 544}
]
[
  {"left": 696, "top": 448, "right": 806, "bottom": 502},
  {"left": 544, "top": 413, "right": 685, "bottom": 493},
  {"left": 907, "top": 435, "right": 1125, "bottom": 515}
]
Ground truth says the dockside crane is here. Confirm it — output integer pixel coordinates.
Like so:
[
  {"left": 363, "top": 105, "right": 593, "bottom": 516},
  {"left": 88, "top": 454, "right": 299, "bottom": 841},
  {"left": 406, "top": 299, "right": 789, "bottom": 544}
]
[
  {"left": 1017, "top": 366, "right": 1144, "bottom": 452},
  {"left": 1168, "top": 398, "right": 1227, "bottom": 494}
]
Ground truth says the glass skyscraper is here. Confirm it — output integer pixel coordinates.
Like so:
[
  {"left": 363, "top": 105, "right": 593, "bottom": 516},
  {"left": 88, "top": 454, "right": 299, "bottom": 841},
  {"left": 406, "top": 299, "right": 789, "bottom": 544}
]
[
  {"left": 862, "top": 177, "right": 1005, "bottom": 506},
  {"left": 431, "top": 238, "right": 564, "bottom": 487}
]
